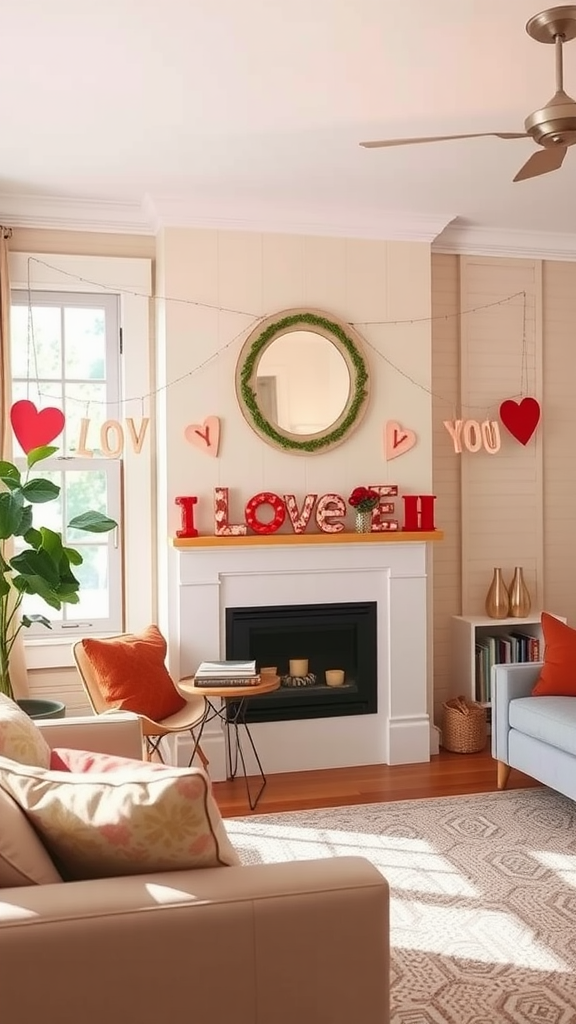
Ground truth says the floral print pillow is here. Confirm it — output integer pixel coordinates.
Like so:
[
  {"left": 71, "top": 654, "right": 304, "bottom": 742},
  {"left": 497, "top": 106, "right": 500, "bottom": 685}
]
[
  {"left": 0, "top": 758, "right": 240, "bottom": 880},
  {"left": 0, "top": 693, "right": 51, "bottom": 768}
]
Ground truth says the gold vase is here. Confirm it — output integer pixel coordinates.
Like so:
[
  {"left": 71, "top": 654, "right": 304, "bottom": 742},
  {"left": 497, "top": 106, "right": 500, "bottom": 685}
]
[
  {"left": 485, "top": 568, "right": 510, "bottom": 619},
  {"left": 508, "top": 566, "right": 531, "bottom": 618},
  {"left": 355, "top": 509, "right": 373, "bottom": 533}
]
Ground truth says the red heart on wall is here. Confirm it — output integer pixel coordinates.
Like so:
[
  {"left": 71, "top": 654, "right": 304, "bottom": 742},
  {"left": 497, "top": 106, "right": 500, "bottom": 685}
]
[
  {"left": 499, "top": 397, "right": 541, "bottom": 446},
  {"left": 10, "top": 400, "right": 65, "bottom": 453}
]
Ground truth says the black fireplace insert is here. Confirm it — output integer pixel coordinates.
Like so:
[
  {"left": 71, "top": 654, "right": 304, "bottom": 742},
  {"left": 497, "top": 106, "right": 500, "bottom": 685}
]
[{"left": 225, "top": 601, "right": 377, "bottom": 723}]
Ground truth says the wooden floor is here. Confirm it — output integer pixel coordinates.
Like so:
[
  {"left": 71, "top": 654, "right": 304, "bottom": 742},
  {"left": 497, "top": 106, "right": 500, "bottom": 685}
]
[{"left": 213, "top": 745, "right": 539, "bottom": 817}]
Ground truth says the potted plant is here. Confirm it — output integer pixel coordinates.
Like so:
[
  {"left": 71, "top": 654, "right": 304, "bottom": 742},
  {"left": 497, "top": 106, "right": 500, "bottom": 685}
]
[{"left": 0, "top": 443, "right": 117, "bottom": 707}]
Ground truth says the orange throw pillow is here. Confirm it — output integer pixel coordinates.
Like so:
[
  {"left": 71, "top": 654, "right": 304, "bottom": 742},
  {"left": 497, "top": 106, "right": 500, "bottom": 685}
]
[
  {"left": 532, "top": 613, "right": 576, "bottom": 696},
  {"left": 80, "top": 625, "right": 186, "bottom": 721}
]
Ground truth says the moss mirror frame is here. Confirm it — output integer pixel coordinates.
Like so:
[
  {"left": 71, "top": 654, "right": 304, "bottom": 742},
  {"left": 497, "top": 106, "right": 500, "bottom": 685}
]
[{"left": 235, "top": 308, "right": 370, "bottom": 455}]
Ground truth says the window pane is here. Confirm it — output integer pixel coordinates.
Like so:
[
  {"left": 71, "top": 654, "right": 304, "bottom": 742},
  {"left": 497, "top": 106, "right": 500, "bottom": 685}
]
[
  {"left": 72, "top": 545, "right": 110, "bottom": 618},
  {"left": 19, "top": 592, "right": 63, "bottom": 625},
  {"left": 27, "top": 470, "right": 63, "bottom": 530},
  {"left": 64, "top": 307, "right": 106, "bottom": 379},
  {"left": 64, "top": 469, "right": 108, "bottom": 543},
  {"left": 65, "top": 383, "right": 107, "bottom": 456},
  {"left": 11, "top": 306, "right": 62, "bottom": 379}
]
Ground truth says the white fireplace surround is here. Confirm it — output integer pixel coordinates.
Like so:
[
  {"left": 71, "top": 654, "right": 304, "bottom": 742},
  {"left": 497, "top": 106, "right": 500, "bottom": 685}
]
[{"left": 173, "top": 538, "right": 434, "bottom": 781}]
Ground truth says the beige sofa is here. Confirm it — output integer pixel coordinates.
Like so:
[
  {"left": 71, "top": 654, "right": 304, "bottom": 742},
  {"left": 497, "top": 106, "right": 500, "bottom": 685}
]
[{"left": 0, "top": 714, "right": 390, "bottom": 1024}]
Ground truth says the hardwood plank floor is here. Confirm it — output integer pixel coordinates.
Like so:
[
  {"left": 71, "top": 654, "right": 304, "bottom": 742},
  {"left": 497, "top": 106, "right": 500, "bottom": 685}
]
[{"left": 214, "top": 746, "right": 539, "bottom": 817}]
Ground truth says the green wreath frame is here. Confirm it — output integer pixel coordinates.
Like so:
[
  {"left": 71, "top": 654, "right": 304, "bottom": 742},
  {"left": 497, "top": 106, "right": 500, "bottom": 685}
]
[{"left": 235, "top": 308, "right": 370, "bottom": 455}]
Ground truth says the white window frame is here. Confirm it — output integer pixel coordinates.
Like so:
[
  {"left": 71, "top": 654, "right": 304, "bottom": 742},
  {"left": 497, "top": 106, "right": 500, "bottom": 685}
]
[{"left": 9, "top": 253, "right": 153, "bottom": 668}]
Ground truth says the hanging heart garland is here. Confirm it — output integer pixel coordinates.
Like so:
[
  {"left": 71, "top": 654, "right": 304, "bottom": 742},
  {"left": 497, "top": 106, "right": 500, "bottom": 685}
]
[
  {"left": 10, "top": 400, "right": 65, "bottom": 453},
  {"left": 384, "top": 420, "right": 417, "bottom": 460},
  {"left": 499, "top": 398, "right": 541, "bottom": 446},
  {"left": 184, "top": 416, "right": 220, "bottom": 457}
]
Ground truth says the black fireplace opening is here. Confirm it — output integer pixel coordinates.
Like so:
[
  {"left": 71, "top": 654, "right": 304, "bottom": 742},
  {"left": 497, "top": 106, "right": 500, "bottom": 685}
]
[{"left": 225, "top": 601, "right": 377, "bottom": 723}]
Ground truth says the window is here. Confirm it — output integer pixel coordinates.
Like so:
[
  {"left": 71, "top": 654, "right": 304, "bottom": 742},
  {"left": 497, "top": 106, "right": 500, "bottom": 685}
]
[{"left": 10, "top": 290, "right": 123, "bottom": 636}]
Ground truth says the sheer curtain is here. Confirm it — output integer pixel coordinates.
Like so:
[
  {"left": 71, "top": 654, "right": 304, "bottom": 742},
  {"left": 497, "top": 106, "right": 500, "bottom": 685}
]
[{"left": 0, "top": 228, "right": 29, "bottom": 697}]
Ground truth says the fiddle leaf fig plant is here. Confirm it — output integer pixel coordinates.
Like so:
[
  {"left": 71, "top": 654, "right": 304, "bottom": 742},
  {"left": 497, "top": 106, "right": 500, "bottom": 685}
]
[{"left": 0, "top": 444, "right": 117, "bottom": 699}]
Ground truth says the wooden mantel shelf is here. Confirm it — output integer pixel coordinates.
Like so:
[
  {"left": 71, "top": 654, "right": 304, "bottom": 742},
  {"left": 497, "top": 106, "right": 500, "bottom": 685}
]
[{"left": 171, "top": 530, "right": 444, "bottom": 548}]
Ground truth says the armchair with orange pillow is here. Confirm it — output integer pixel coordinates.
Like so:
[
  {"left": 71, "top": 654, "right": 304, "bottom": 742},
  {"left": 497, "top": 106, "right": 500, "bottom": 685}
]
[
  {"left": 492, "top": 611, "right": 576, "bottom": 798},
  {"left": 72, "top": 624, "right": 209, "bottom": 768}
]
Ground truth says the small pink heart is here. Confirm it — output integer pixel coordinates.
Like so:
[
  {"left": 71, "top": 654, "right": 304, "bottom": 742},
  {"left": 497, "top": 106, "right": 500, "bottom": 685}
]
[
  {"left": 499, "top": 398, "right": 540, "bottom": 446},
  {"left": 184, "top": 416, "right": 220, "bottom": 457},
  {"left": 385, "top": 420, "right": 416, "bottom": 461},
  {"left": 10, "top": 400, "right": 65, "bottom": 453}
]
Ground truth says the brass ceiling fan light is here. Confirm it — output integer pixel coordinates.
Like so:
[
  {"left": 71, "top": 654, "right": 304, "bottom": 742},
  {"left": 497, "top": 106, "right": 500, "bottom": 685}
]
[{"left": 360, "top": 6, "right": 576, "bottom": 182}]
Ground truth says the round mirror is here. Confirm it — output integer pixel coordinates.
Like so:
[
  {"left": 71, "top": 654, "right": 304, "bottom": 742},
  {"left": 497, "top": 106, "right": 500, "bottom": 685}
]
[{"left": 235, "top": 309, "right": 370, "bottom": 454}]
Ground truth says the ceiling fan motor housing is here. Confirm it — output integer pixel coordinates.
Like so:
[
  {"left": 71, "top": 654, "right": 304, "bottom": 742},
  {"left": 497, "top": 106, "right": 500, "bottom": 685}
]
[{"left": 525, "top": 95, "right": 576, "bottom": 147}]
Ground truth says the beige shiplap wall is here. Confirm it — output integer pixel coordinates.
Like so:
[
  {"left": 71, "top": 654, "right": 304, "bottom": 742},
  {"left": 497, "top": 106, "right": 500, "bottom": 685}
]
[
  {"left": 431, "top": 253, "right": 576, "bottom": 722},
  {"left": 542, "top": 261, "right": 576, "bottom": 626},
  {"left": 431, "top": 254, "right": 461, "bottom": 720},
  {"left": 459, "top": 257, "right": 543, "bottom": 615}
]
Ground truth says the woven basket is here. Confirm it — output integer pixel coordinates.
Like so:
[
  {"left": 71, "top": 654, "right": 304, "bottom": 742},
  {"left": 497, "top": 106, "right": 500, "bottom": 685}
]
[{"left": 441, "top": 696, "right": 487, "bottom": 753}]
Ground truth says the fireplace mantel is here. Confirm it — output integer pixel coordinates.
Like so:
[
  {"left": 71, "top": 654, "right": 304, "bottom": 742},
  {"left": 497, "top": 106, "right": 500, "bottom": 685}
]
[
  {"left": 172, "top": 530, "right": 443, "bottom": 548},
  {"left": 173, "top": 535, "right": 438, "bottom": 780}
]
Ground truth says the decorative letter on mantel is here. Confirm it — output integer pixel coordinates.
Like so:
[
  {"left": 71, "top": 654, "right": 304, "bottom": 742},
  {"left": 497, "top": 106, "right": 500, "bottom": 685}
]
[
  {"left": 214, "top": 487, "right": 247, "bottom": 536},
  {"left": 175, "top": 496, "right": 198, "bottom": 538}
]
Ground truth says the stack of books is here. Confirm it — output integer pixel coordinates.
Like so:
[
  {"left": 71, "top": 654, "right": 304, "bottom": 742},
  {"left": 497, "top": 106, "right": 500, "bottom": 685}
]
[{"left": 194, "top": 659, "right": 259, "bottom": 688}]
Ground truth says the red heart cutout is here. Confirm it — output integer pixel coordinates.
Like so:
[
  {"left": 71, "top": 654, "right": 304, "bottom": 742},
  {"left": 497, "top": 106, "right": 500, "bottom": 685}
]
[
  {"left": 499, "top": 397, "right": 540, "bottom": 446},
  {"left": 10, "top": 400, "right": 65, "bottom": 454}
]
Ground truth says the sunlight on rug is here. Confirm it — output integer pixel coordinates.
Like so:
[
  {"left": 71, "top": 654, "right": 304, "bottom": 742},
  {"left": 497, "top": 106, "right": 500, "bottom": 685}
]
[{"left": 225, "top": 787, "right": 576, "bottom": 1024}]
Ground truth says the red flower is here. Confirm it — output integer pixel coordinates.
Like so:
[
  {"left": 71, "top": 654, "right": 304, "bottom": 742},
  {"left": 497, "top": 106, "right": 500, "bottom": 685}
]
[{"left": 348, "top": 486, "right": 379, "bottom": 511}]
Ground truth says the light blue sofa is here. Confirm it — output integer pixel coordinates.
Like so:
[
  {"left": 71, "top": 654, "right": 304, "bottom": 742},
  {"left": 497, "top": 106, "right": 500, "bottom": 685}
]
[{"left": 492, "top": 661, "right": 576, "bottom": 800}]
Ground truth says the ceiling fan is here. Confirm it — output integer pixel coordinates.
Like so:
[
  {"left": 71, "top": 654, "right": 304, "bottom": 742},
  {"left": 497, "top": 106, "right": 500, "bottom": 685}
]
[{"left": 360, "top": 5, "right": 576, "bottom": 182}]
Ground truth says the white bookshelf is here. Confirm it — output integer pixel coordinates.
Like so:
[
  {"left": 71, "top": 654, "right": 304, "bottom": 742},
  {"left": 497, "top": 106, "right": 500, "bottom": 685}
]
[{"left": 451, "top": 613, "right": 566, "bottom": 707}]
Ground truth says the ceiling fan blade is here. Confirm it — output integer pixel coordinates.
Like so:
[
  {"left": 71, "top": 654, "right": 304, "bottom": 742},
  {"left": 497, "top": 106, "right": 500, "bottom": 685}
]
[
  {"left": 359, "top": 132, "right": 528, "bottom": 149},
  {"left": 513, "top": 145, "right": 568, "bottom": 182}
]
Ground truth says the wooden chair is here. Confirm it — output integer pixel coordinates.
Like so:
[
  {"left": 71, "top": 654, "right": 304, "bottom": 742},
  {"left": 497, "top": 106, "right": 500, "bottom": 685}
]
[{"left": 72, "top": 638, "right": 209, "bottom": 769}]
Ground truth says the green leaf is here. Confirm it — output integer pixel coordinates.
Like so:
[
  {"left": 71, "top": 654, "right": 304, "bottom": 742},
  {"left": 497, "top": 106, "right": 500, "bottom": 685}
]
[
  {"left": 68, "top": 511, "right": 117, "bottom": 533},
  {"left": 38, "top": 527, "right": 65, "bottom": 561},
  {"left": 27, "top": 445, "right": 58, "bottom": 468},
  {"left": 21, "top": 479, "right": 60, "bottom": 504},
  {"left": 22, "top": 615, "right": 52, "bottom": 630},
  {"left": 10, "top": 549, "right": 61, "bottom": 587},
  {"left": 14, "top": 504, "right": 33, "bottom": 537},
  {"left": 23, "top": 527, "right": 42, "bottom": 549},
  {"left": 63, "top": 545, "right": 83, "bottom": 566},
  {"left": 11, "top": 573, "right": 62, "bottom": 609},
  {"left": 0, "top": 576, "right": 10, "bottom": 598},
  {"left": 0, "top": 461, "right": 21, "bottom": 486},
  {"left": 0, "top": 491, "right": 24, "bottom": 539}
]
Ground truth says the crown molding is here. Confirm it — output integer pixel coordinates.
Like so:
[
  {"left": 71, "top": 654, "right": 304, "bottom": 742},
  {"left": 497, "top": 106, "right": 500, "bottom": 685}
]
[
  {"left": 433, "top": 221, "right": 576, "bottom": 261},
  {"left": 143, "top": 194, "right": 456, "bottom": 243},
  {"left": 0, "top": 193, "right": 153, "bottom": 235}
]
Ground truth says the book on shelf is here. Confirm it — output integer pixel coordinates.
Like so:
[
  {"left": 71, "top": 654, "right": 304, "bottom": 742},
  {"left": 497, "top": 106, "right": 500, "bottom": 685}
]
[
  {"left": 195, "top": 659, "right": 256, "bottom": 679},
  {"left": 194, "top": 675, "right": 260, "bottom": 688},
  {"left": 474, "top": 631, "right": 541, "bottom": 702}
]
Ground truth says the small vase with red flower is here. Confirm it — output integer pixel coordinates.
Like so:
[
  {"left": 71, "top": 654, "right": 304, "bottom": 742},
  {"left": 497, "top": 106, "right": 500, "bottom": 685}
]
[{"left": 348, "top": 486, "right": 379, "bottom": 533}]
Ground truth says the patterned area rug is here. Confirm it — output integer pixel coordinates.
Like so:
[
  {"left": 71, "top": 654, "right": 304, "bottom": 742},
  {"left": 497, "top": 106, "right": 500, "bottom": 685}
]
[{"left": 225, "top": 788, "right": 576, "bottom": 1024}]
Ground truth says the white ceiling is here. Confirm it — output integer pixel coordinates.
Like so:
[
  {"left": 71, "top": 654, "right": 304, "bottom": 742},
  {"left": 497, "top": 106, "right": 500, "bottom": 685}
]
[{"left": 3, "top": 0, "right": 576, "bottom": 247}]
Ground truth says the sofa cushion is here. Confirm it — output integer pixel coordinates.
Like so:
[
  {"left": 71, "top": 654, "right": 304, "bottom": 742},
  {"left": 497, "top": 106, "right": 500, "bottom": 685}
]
[
  {"left": 532, "top": 613, "right": 576, "bottom": 696},
  {"left": 49, "top": 747, "right": 164, "bottom": 773},
  {"left": 510, "top": 695, "right": 576, "bottom": 757},
  {"left": 0, "top": 785, "right": 62, "bottom": 887},
  {"left": 79, "top": 625, "right": 187, "bottom": 721},
  {"left": 0, "top": 693, "right": 51, "bottom": 767},
  {"left": 0, "top": 757, "right": 240, "bottom": 880}
]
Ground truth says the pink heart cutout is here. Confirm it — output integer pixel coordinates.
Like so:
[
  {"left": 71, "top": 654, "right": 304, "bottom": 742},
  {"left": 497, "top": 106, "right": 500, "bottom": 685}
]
[
  {"left": 184, "top": 416, "right": 220, "bottom": 457},
  {"left": 10, "top": 400, "right": 65, "bottom": 453},
  {"left": 385, "top": 420, "right": 416, "bottom": 461},
  {"left": 499, "top": 398, "right": 540, "bottom": 446}
]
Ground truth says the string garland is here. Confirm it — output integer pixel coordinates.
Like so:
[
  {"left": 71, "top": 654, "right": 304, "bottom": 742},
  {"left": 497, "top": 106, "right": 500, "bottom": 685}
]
[{"left": 21, "top": 256, "right": 530, "bottom": 417}]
